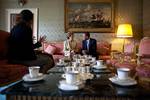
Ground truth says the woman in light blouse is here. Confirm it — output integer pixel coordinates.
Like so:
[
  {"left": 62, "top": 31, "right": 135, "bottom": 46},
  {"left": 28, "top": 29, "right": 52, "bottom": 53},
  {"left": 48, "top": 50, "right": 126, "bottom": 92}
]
[{"left": 63, "top": 32, "right": 77, "bottom": 54}]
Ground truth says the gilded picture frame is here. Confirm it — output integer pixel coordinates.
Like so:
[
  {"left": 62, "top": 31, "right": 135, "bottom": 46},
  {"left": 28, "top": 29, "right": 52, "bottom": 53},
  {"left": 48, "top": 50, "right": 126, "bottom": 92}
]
[{"left": 65, "top": 0, "right": 115, "bottom": 33}]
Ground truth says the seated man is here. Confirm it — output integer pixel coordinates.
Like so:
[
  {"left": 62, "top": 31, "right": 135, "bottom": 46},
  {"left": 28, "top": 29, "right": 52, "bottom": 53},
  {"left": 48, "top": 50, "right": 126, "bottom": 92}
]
[{"left": 81, "top": 32, "right": 97, "bottom": 58}]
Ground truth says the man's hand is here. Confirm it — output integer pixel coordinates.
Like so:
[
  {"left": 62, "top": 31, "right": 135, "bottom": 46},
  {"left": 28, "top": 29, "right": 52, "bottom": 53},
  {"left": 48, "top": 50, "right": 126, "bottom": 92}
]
[
  {"left": 82, "top": 50, "right": 88, "bottom": 55},
  {"left": 39, "top": 35, "right": 46, "bottom": 43}
]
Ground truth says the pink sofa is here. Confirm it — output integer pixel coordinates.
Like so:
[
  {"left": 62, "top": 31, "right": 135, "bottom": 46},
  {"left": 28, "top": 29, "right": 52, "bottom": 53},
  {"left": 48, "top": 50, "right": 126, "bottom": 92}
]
[{"left": 43, "top": 41, "right": 111, "bottom": 63}]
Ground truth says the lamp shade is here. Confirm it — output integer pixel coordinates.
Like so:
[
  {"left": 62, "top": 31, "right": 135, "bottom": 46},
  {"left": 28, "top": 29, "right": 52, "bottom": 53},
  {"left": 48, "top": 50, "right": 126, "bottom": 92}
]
[{"left": 116, "top": 24, "right": 133, "bottom": 38}]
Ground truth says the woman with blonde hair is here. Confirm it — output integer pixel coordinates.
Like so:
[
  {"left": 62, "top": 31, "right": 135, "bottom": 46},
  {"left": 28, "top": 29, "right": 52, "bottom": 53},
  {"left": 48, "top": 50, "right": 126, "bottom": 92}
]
[{"left": 63, "top": 32, "right": 77, "bottom": 55}]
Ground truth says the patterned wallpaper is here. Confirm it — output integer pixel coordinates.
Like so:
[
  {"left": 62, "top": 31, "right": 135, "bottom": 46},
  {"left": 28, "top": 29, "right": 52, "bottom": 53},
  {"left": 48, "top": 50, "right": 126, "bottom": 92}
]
[
  {"left": 0, "top": 0, "right": 144, "bottom": 51},
  {"left": 143, "top": 0, "right": 150, "bottom": 37}
]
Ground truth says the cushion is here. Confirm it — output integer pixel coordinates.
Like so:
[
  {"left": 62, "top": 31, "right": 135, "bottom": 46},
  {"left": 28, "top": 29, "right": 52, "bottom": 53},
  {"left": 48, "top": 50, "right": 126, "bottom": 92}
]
[
  {"left": 44, "top": 42, "right": 63, "bottom": 55},
  {"left": 44, "top": 45, "right": 56, "bottom": 55},
  {"left": 52, "top": 43, "right": 63, "bottom": 54},
  {"left": 97, "top": 42, "right": 111, "bottom": 55}
]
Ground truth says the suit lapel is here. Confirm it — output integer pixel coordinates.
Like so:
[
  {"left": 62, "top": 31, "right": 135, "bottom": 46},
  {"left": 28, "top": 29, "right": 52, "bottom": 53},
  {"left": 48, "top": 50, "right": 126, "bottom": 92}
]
[
  {"left": 84, "top": 40, "right": 87, "bottom": 50},
  {"left": 88, "top": 39, "right": 91, "bottom": 50}
]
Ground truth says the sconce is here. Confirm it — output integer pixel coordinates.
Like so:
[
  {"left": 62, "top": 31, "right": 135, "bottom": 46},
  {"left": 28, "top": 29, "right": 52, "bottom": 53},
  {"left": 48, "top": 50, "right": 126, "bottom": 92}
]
[{"left": 18, "top": 0, "right": 27, "bottom": 6}]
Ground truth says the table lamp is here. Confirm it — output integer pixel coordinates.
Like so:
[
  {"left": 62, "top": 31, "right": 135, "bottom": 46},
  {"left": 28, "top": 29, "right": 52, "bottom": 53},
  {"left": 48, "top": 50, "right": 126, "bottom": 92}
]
[{"left": 116, "top": 24, "right": 133, "bottom": 52}]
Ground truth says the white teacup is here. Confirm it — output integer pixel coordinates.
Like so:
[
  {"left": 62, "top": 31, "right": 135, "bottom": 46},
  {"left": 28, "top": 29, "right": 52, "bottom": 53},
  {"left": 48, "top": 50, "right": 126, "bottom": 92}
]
[
  {"left": 92, "top": 57, "right": 96, "bottom": 62},
  {"left": 84, "top": 55, "right": 88, "bottom": 58},
  {"left": 72, "top": 62, "right": 78, "bottom": 67},
  {"left": 96, "top": 60, "right": 103, "bottom": 66},
  {"left": 59, "top": 59, "right": 64, "bottom": 64},
  {"left": 82, "top": 59, "right": 88, "bottom": 64},
  {"left": 63, "top": 72, "right": 79, "bottom": 84},
  {"left": 86, "top": 66, "right": 90, "bottom": 73},
  {"left": 29, "top": 66, "right": 40, "bottom": 78},
  {"left": 88, "top": 55, "right": 92, "bottom": 59},
  {"left": 63, "top": 67, "right": 78, "bottom": 73},
  {"left": 64, "top": 51, "right": 70, "bottom": 56},
  {"left": 79, "top": 67, "right": 86, "bottom": 73},
  {"left": 117, "top": 68, "right": 130, "bottom": 80},
  {"left": 63, "top": 67, "right": 72, "bottom": 73}
]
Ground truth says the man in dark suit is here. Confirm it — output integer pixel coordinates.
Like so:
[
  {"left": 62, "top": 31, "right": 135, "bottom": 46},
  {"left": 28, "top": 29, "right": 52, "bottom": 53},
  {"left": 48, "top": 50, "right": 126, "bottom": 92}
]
[{"left": 82, "top": 32, "right": 97, "bottom": 58}]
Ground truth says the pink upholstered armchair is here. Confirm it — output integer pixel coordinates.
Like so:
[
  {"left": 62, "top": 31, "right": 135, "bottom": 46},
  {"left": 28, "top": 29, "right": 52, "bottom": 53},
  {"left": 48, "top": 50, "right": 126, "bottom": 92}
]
[
  {"left": 106, "top": 42, "right": 137, "bottom": 75},
  {"left": 136, "top": 37, "right": 150, "bottom": 87},
  {"left": 0, "top": 30, "right": 28, "bottom": 86},
  {"left": 137, "top": 37, "right": 150, "bottom": 65}
]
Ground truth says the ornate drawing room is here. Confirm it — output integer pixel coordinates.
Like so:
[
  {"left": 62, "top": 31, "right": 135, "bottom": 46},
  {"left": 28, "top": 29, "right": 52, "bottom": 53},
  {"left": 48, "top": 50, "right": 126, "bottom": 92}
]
[{"left": 0, "top": 0, "right": 150, "bottom": 100}]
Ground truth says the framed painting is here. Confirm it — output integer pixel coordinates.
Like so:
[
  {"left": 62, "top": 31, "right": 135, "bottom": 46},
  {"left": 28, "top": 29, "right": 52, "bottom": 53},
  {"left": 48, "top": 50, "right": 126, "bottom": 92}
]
[
  {"left": 6, "top": 8, "right": 38, "bottom": 42},
  {"left": 65, "top": 0, "right": 115, "bottom": 33}
]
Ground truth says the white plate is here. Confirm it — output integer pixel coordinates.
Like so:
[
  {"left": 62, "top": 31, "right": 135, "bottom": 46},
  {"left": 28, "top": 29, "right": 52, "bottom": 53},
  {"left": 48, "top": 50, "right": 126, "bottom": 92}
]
[
  {"left": 58, "top": 80, "right": 84, "bottom": 91},
  {"left": 109, "top": 76, "right": 137, "bottom": 86},
  {"left": 23, "top": 73, "right": 46, "bottom": 82},
  {"left": 92, "top": 65, "right": 107, "bottom": 69}
]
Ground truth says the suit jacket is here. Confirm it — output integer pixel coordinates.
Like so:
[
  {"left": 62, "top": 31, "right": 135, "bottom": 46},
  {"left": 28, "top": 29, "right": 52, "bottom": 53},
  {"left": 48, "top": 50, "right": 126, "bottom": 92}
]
[
  {"left": 63, "top": 40, "right": 77, "bottom": 52},
  {"left": 82, "top": 38, "right": 97, "bottom": 57},
  {"left": 8, "top": 22, "right": 41, "bottom": 60}
]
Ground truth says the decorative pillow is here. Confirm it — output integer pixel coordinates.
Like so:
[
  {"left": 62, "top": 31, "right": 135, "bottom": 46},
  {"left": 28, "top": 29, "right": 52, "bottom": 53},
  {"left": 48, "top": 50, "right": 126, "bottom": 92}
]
[
  {"left": 97, "top": 42, "right": 111, "bottom": 55},
  {"left": 44, "top": 45, "right": 56, "bottom": 55},
  {"left": 52, "top": 43, "right": 63, "bottom": 54},
  {"left": 97, "top": 45, "right": 110, "bottom": 55}
]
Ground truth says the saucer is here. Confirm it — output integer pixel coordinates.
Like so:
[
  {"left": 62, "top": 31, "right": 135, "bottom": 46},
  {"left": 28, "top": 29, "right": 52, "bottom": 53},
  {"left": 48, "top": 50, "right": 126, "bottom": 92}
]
[
  {"left": 109, "top": 76, "right": 137, "bottom": 86},
  {"left": 23, "top": 73, "right": 46, "bottom": 82},
  {"left": 56, "top": 62, "right": 66, "bottom": 66},
  {"left": 58, "top": 80, "right": 84, "bottom": 91},
  {"left": 92, "top": 65, "right": 107, "bottom": 69}
]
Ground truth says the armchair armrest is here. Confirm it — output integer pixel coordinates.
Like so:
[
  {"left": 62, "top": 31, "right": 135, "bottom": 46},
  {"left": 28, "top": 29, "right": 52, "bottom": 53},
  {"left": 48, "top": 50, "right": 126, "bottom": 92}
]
[{"left": 136, "top": 53, "right": 143, "bottom": 65}]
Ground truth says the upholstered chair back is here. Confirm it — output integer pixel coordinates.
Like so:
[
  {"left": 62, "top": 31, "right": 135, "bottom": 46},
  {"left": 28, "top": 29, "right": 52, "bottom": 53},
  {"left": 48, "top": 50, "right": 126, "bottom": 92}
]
[
  {"left": 139, "top": 37, "right": 150, "bottom": 56},
  {"left": 0, "top": 30, "right": 10, "bottom": 59},
  {"left": 138, "top": 37, "right": 150, "bottom": 64}
]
